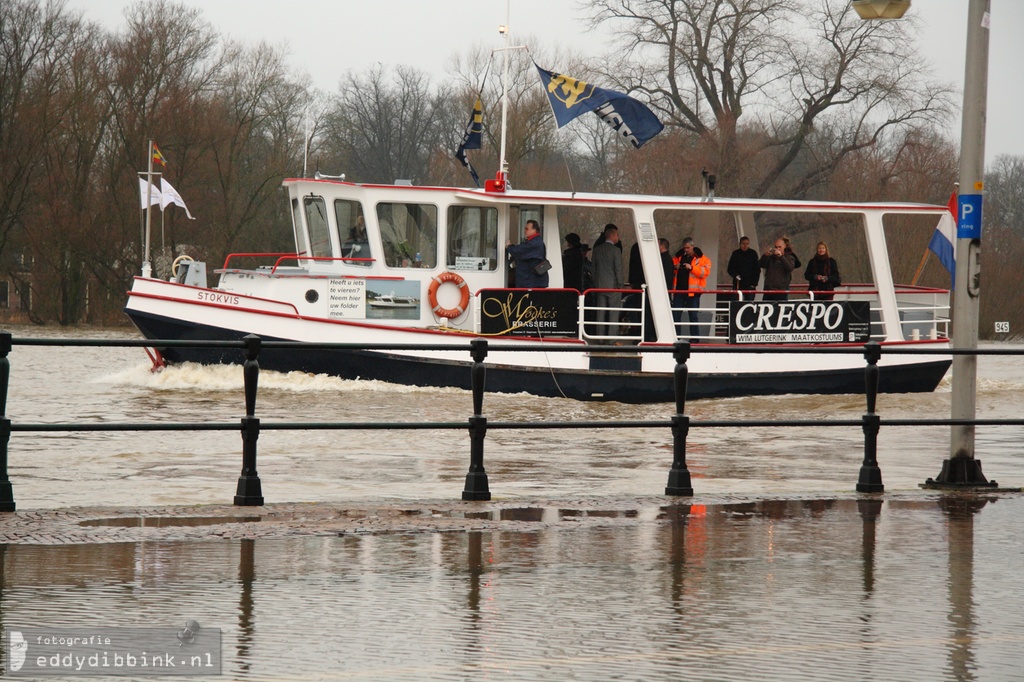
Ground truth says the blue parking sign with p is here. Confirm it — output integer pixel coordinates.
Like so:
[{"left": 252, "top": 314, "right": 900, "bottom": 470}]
[{"left": 957, "top": 194, "right": 983, "bottom": 239}]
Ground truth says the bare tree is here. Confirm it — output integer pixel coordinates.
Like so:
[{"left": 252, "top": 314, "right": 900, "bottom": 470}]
[
  {"left": 0, "top": 0, "right": 83, "bottom": 259},
  {"left": 32, "top": 18, "right": 113, "bottom": 324},
  {"left": 193, "top": 40, "right": 307, "bottom": 259},
  {"left": 324, "top": 65, "right": 451, "bottom": 185},
  {"left": 586, "top": 0, "right": 955, "bottom": 199},
  {"left": 99, "top": 0, "right": 221, "bottom": 289},
  {"left": 981, "top": 154, "right": 1024, "bottom": 337}
]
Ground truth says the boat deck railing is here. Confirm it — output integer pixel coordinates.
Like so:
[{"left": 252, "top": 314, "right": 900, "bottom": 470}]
[
  {"left": 0, "top": 332, "right": 1012, "bottom": 512},
  {"left": 577, "top": 284, "right": 951, "bottom": 344}
]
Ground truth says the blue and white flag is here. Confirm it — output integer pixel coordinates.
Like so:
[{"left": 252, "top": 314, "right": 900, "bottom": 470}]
[
  {"left": 535, "top": 64, "right": 663, "bottom": 148},
  {"left": 928, "top": 190, "right": 957, "bottom": 288},
  {"left": 455, "top": 98, "right": 483, "bottom": 187}
]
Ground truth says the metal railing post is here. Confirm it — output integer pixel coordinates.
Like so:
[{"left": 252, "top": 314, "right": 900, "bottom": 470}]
[
  {"left": 0, "top": 332, "right": 14, "bottom": 511},
  {"left": 857, "top": 341, "right": 884, "bottom": 493},
  {"left": 234, "top": 334, "right": 264, "bottom": 506},
  {"left": 666, "top": 341, "right": 694, "bottom": 496},
  {"left": 463, "top": 339, "right": 491, "bottom": 500}
]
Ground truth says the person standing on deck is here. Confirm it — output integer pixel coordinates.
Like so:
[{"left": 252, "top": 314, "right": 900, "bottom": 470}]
[
  {"left": 506, "top": 219, "right": 549, "bottom": 288},
  {"left": 685, "top": 244, "right": 712, "bottom": 340},
  {"left": 591, "top": 224, "right": 623, "bottom": 339},
  {"left": 673, "top": 238, "right": 711, "bottom": 340},
  {"left": 759, "top": 238, "right": 796, "bottom": 301},
  {"left": 562, "top": 232, "right": 585, "bottom": 291},
  {"left": 804, "top": 241, "right": 841, "bottom": 301},
  {"left": 727, "top": 236, "right": 760, "bottom": 300}
]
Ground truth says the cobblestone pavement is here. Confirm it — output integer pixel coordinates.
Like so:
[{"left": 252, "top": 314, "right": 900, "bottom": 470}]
[{"left": 3, "top": 491, "right": 1020, "bottom": 545}]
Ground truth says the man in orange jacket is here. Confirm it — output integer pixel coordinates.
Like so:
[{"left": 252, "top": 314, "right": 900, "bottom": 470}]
[{"left": 674, "top": 237, "right": 712, "bottom": 340}]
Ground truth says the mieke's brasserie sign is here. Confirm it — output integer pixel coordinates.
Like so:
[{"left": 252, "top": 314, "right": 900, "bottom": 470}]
[{"left": 728, "top": 300, "right": 871, "bottom": 344}]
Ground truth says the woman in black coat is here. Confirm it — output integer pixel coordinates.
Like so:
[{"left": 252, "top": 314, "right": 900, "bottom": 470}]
[{"left": 804, "top": 241, "right": 841, "bottom": 300}]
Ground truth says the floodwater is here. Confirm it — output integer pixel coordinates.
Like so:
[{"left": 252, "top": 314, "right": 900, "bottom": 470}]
[
  {"left": 3, "top": 498, "right": 1024, "bottom": 680},
  {"left": 2, "top": 326, "right": 1023, "bottom": 680},
  {"left": 2, "top": 325, "right": 1022, "bottom": 508}
]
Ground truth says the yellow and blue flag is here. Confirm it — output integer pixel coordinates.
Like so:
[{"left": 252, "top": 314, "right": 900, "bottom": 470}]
[
  {"left": 535, "top": 64, "right": 663, "bottom": 148},
  {"left": 455, "top": 98, "right": 483, "bottom": 187}
]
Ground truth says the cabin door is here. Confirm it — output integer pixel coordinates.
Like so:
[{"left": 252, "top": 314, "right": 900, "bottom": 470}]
[{"left": 506, "top": 205, "right": 543, "bottom": 287}]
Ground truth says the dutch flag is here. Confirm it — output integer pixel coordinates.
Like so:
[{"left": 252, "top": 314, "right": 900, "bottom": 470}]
[{"left": 928, "top": 189, "right": 957, "bottom": 289}]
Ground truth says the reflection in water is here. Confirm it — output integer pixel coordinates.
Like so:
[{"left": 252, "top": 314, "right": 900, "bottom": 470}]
[
  {"left": 858, "top": 498, "right": 882, "bottom": 596},
  {"left": 79, "top": 516, "right": 261, "bottom": 527},
  {"left": 938, "top": 496, "right": 992, "bottom": 682},
  {"left": 3, "top": 497, "right": 1022, "bottom": 680},
  {"left": 237, "top": 539, "right": 255, "bottom": 677}
]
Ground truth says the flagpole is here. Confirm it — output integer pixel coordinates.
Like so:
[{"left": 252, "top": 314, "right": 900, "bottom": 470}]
[
  {"left": 303, "top": 114, "right": 310, "bottom": 178},
  {"left": 143, "top": 139, "right": 154, "bottom": 278},
  {"left": 498, "top": 0, "right": 511, "bottom": 183}
]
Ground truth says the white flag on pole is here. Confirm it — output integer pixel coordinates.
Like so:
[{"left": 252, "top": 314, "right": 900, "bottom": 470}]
[
  {"left": 159, "top": 178, "right": 195, "bottom": 219},
  {"left": 138, "top": 178, "right": 163, "bottom": 208}
]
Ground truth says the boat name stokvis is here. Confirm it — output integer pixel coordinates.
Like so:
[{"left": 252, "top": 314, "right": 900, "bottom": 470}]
[
  {"left": 733, "top": 301, "right": 846, "bottom": 332},
  {"left": 196, "top": 291, "right": 241, "bottom": 306}
]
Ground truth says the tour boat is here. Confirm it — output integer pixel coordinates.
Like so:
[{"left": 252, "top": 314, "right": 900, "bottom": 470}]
[
  {"left": 124, "top": 173, "right": 953, "bottom": 403},
  {"left": 368, "top": 293, "right": 419, "bottom": 308}
]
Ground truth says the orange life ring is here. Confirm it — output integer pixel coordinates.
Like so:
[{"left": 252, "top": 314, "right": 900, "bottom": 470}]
[{"left": 427, "top": 271, "right": 471, "bottom": 319}]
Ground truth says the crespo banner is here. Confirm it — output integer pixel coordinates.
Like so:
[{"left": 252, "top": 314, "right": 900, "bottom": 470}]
[{"left": 728, "top": 300, "right": 871, "bottom": 344}]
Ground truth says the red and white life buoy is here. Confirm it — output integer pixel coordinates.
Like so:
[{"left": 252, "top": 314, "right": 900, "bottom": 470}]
[{"left": 427, "top": 271, "right": 471, "bottom": 319}]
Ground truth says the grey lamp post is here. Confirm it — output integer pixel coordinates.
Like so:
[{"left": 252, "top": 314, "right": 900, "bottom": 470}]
[{"left": 854, "top": 0, "right": 997, "bottom": 488}]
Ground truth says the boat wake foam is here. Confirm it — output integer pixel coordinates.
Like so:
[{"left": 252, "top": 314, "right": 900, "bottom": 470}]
[{"left": 99, "top": 361, "right": 469, "bottom": 395}]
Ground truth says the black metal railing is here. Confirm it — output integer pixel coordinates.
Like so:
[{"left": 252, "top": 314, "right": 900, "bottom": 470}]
[{"left": 0, "top": 332, "right": 1020, "bottom": 511}]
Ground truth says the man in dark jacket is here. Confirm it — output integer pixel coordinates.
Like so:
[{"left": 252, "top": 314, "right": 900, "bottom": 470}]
[
  {"left": 758, "top": 238, "right": 796, "bottom": 301},
  {"left": 506, "top": 219, "right": 549, "bottom": 288},
  {"left": 727, "top": 236, "right": 760, "bottom": 299},
  {"left": 591, "top": 224, "right": 623, "bottom": 337}
]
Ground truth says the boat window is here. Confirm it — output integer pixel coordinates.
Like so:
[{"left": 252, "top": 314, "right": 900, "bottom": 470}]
[
  {"left": 335, "top": 200, "right": 370, "bottom": 267},
  {"left": 376, "top": 202, "right": 438, "bottom": 269},
  {"left": 510, "top": 206, "right": 543, "bottom": 243},
  {"left": 447, "top": 206, "right": 498, "bottom": 271},
  {"left": 291, "top": 198, "right": 309, "bottom": 257},
  {"left": 303, "top": 196, "right": 332, "bottom": 260}
]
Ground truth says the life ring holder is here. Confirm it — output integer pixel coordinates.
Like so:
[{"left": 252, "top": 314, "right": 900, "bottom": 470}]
[{"left": 427, "top": 271, "right": 471, "bottom": 319}]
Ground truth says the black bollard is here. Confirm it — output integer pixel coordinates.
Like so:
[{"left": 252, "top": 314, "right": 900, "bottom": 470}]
[
  {"left": 462, "top": 339, "right": 490, "bottom": 501},
  {"left": 857, "top": 341, "right": 884, "bottom": 493},
  {"left": 665, "top": 341, "right": 694, "bottom": 496},
  {"left": 234, "top": 335, "right": 264, "bottom": 506},
  {"left": 0, "top": 332, "right": 13, "bottom": 511}
]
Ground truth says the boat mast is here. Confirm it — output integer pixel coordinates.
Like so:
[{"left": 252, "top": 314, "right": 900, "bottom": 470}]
[
  {"left": 497, "top": 0, "right": 510, "bottom": 185},
  {"left": 491, "top": 1, "right": 526, "bottom": 192},
  {"left": 143, "top": 139, "right": 155, "bottom": 278}
]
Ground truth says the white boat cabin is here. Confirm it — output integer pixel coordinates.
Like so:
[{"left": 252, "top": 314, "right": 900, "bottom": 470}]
[{"left": 208, "top": 178, "right": 951, "bottom": 347}]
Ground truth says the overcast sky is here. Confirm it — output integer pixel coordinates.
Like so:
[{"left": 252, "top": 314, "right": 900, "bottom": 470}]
[{"left": 68, "top": 0, "right": 1024, "bottom": 169}]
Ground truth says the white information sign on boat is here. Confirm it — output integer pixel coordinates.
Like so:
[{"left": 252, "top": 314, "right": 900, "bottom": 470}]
[{"left": 328, "top": 279, "right": 366, "bottom": 319}]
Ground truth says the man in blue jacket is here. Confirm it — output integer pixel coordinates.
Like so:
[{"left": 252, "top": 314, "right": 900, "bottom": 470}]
[{"left": 506, "top": 219, "right": 549, "bottom": 288}]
